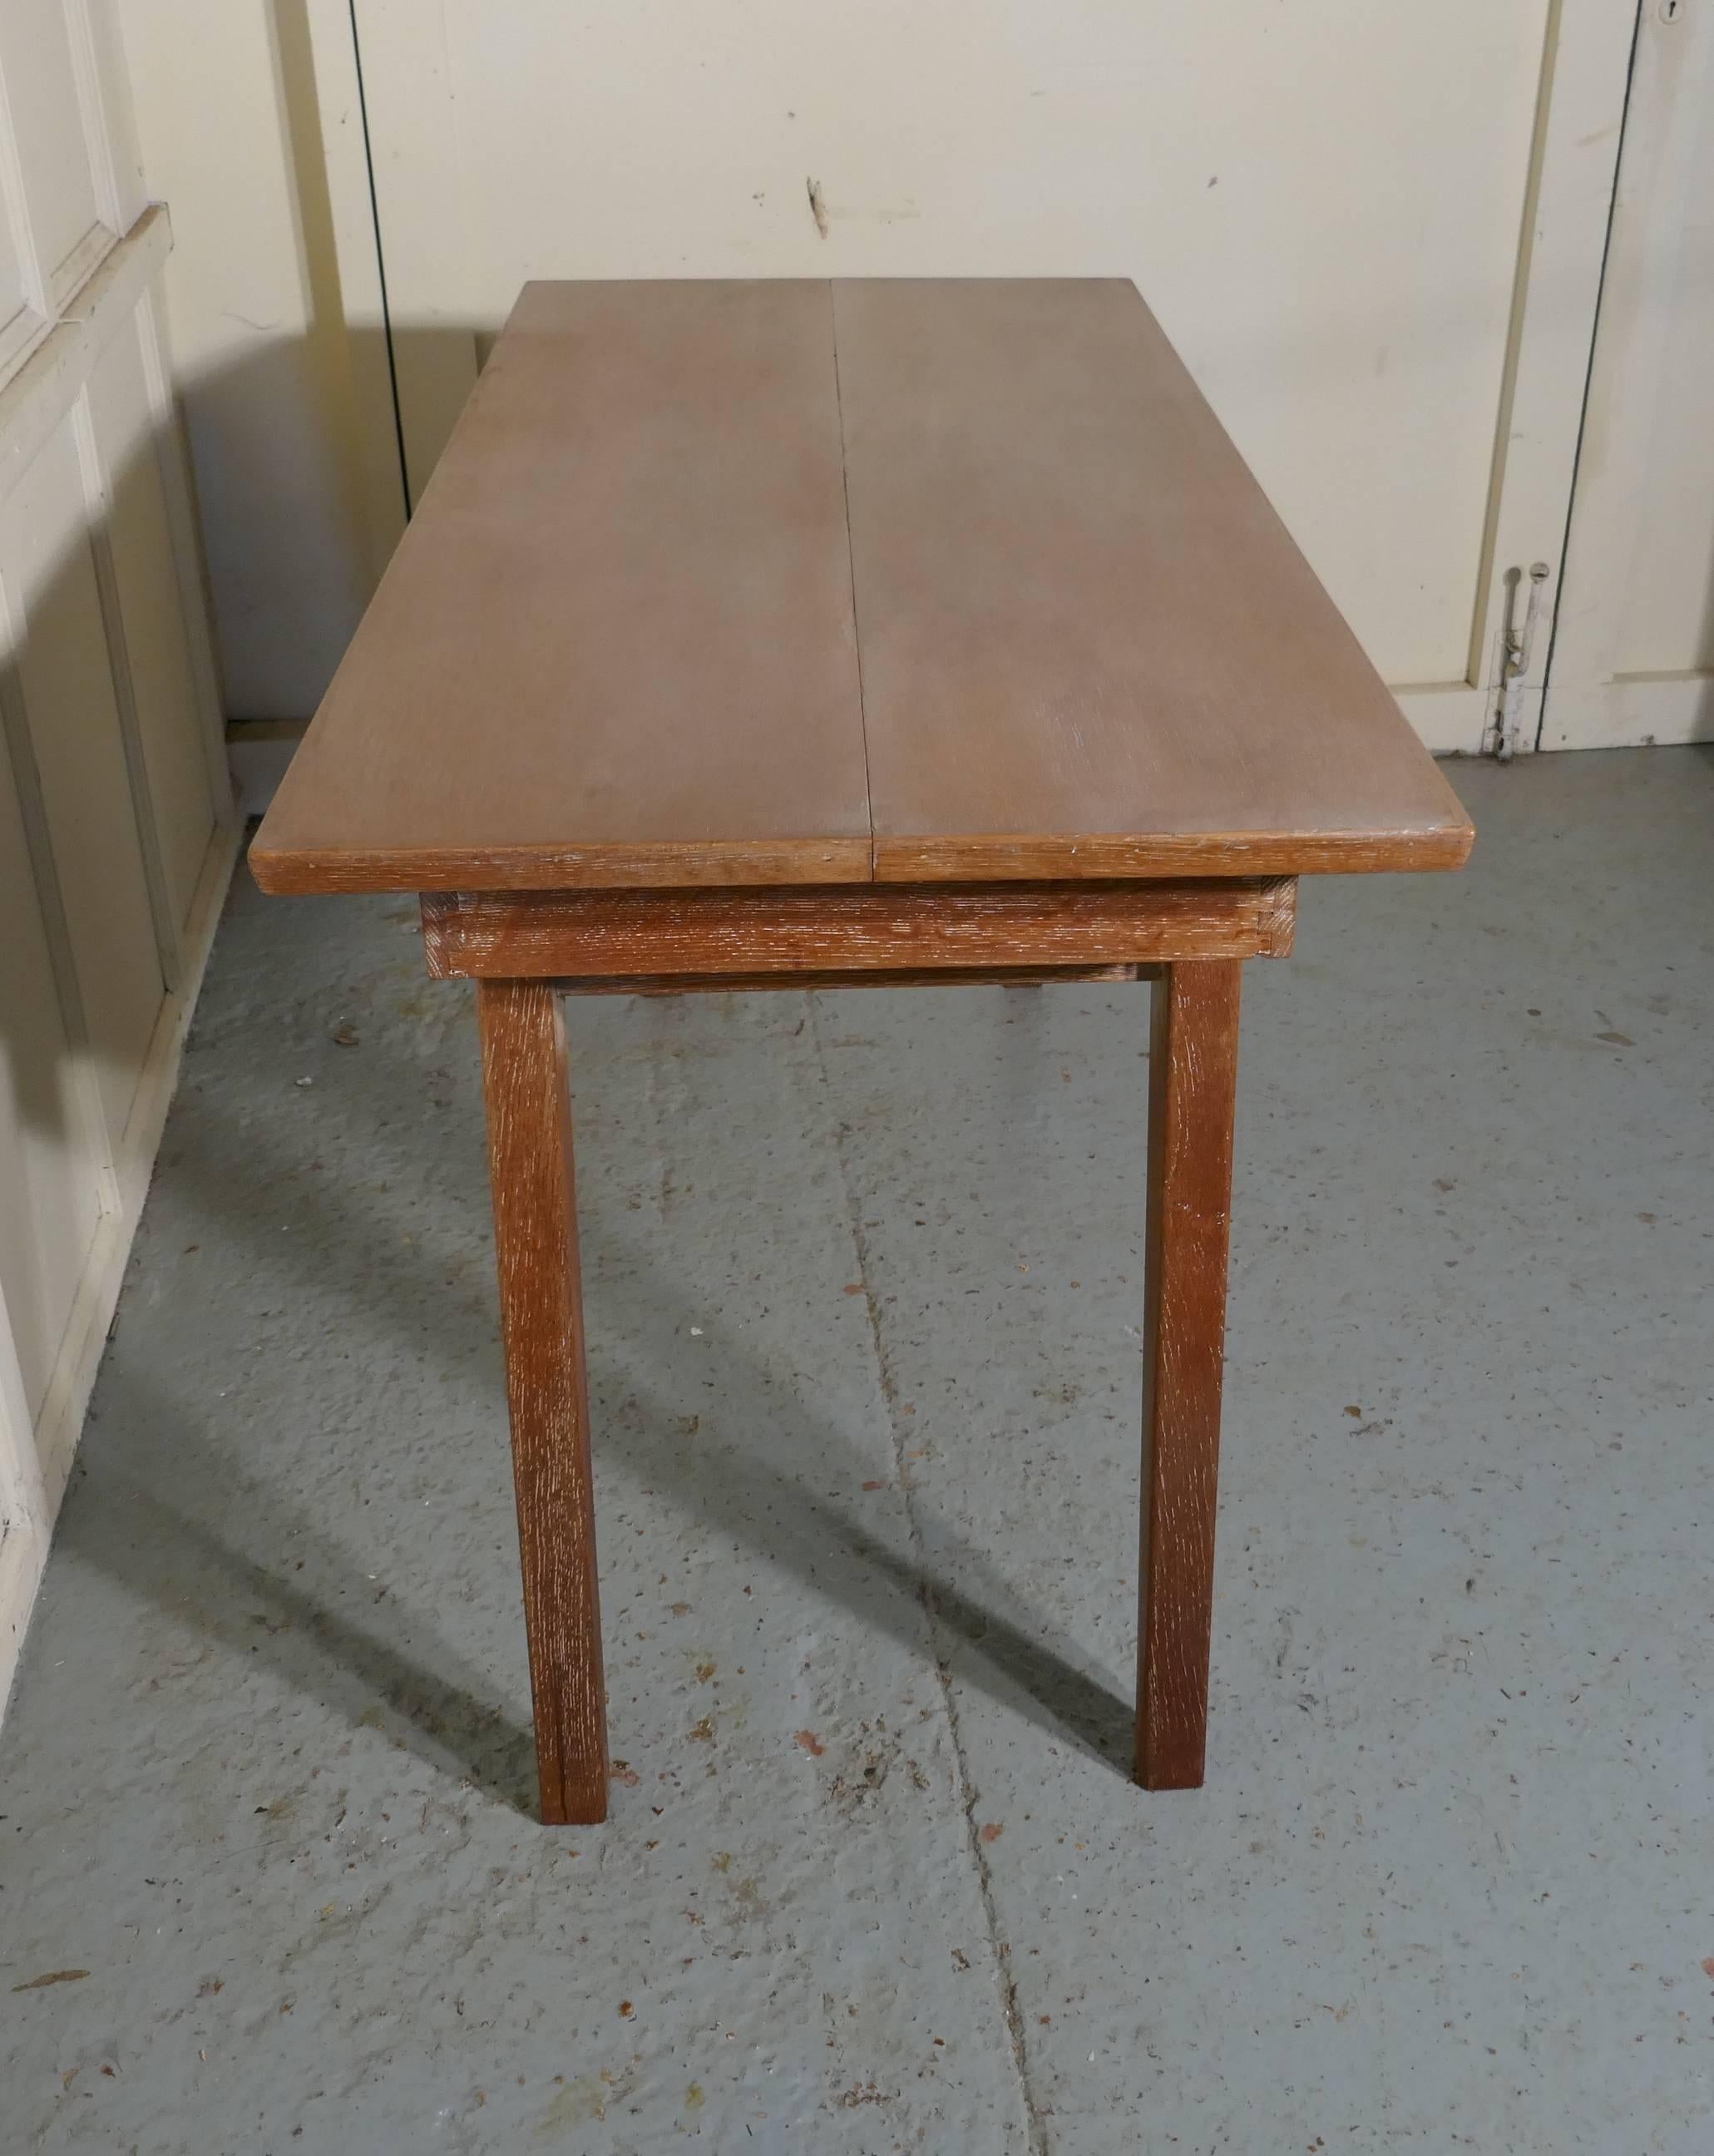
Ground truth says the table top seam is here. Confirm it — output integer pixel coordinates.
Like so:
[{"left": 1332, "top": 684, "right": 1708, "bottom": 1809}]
[{"left": 829, "top": 281, "right": 878, "bottom": 883}]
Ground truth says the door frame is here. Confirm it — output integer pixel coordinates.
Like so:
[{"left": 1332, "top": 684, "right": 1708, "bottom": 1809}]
[{"left": 303, "top": 0, "right": 1640, "bottom": 758}]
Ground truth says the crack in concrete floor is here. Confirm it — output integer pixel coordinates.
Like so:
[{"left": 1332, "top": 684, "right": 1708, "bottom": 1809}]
[{"left": 810, "top": 990, "right": 1050, "bottom": 2155}]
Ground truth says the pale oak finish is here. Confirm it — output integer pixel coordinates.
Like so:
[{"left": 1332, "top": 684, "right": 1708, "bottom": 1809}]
[
  {"left": 833, "top": 280, "right": 1471, "bottom": 883},
  {"left": 421, "top": 879, "right": 1297, "bottom": 981},
  {"left": 251, "top": 281, "right": 869, "bottom": 896}
]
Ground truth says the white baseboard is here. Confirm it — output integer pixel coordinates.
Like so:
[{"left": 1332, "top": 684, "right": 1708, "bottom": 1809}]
[{"left": 0, "top": 805, "right": 244, "bottom": 1718}]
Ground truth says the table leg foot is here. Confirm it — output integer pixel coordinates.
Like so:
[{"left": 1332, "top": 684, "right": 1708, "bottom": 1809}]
[
  {"left": 1134, "top": 959, "right": 1242, "bottom": 1792},
  {"left": 477, "top": 978, "right": 610, "bottom": 1825}
]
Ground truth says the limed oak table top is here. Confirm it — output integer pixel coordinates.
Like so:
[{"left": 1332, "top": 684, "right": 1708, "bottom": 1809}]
[{"left": 249, "top": 279, "right": 1472, "bottom": 896}]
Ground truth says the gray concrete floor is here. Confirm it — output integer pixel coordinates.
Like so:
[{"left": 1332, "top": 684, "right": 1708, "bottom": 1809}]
[{"left": 2, "top": 746, "right": 1712, "bottom": 2154}]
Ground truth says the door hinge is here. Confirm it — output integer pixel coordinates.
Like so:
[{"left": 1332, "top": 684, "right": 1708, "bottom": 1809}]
[{"left": 1487, "top": 561, "right": 1552, "bottom": 760}]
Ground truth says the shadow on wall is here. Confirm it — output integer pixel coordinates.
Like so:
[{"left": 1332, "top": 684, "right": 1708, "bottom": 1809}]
[
  {"left": 146, "top": 0, "right": 380, "bottom": 728},
  {"left": 160, "top": 0, "right": 488, "bottom": 725}
]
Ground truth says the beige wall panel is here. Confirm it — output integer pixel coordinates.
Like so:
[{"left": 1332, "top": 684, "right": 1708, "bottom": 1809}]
[
  {"left": 82, "top": 0, "right": 148, "bottom": 230},
  {"left": 87, "top": 311, "right": 218, "bottom": 928},
  {"left": 1547, "top": 2, "right": 1714, "bottom": 747},
  {"left": 0, "top": 0, "right": 106, "bottom": 288},
  {"left": 1610, "top": 81, "right": 1714, "bottom": 677},
  {"left": 0, "top": 731, "right": 101, "bottom": 1420},
  {"left": 2, "top": 415, "right": 162, "bottom": 1150},
  {"left": 0, "top": 157, "right": 32, "bottom": 364}
]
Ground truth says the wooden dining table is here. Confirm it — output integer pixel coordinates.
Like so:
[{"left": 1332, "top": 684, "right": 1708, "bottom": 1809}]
[{"left": 250, "top": 279, "right": 1473, "bottom": 1825}]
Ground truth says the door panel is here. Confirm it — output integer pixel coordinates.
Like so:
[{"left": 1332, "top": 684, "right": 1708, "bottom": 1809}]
[
  {"left": 1615, "top": 166, "right": 1714, "bottom": 680},
  {"left": 1547, "top": 1, "right": 1714, "bottom": 749},
  {"left": 0, "top": 726, "right": 101, "bottom": 1422},
  {"left": 0, "top": 156, "right": 33, "bottom": 370},
  {"left": 87, "top": 314, "right": 220, "bottom": 931},
  {"left": 0, "top": 0, "right": 109, "bottom": 294},
  {"left": 0, "top": 414, "right": 165, "bottom": 1154}
]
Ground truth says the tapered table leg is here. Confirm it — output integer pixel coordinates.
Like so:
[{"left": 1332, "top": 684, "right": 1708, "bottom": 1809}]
[
  {"left": 1135, "top": 959, "right": 1242, "bottom": 1790},
  {"left": 477, "top": 978, "right": 609, "bottom": 1824}
]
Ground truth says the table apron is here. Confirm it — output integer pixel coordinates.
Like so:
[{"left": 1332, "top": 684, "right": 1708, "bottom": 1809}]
[{"left": 421, "top": 878, "right": 1296, "bottom": 982}]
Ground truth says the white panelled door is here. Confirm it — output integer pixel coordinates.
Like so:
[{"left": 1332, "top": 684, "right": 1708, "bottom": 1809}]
[
  {"left": 1546, "top": 0, "right": 1714, "bottom": 749},
  {"left": 308, "top": 0, "right": 1641, "bottom": 756}
]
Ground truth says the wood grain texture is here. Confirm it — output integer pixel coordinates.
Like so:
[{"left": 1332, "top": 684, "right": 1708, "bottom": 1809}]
[
  {"left": 832, "top": 280, "right": 1474, "bottom": 882},
  {"left": 250, "top": 281, "right": 868, "bottom": 896},
  {"left": 422, "top": 878, "right": 1296, "bottom": 979},
  {"left": 477, "top": 979, "right": 609, "bottom": 1825},
  {"left": 1135, "top": 959, "right": 1242, "bottom": 1792}
]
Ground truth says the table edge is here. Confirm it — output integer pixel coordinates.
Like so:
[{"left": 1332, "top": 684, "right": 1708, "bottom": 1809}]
[
  {"left": 871, "top": 823, "right": 1474, "bottom": 882},
  {"left": 249, "top": 819, "right": 1472, "bottom": 896},
  {"left": 246, "top": 835, "right": 878, "bottom": 897}
]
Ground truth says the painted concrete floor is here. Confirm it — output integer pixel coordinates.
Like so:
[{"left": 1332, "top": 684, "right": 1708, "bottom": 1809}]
[{"left": 2, "top": 745, "right": 1712, "bottom": 2154}]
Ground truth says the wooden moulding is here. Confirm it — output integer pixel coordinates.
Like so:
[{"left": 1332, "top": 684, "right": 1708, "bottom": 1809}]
[{"left": 421, "top": 878, "right": 1297, "bottom": 982}]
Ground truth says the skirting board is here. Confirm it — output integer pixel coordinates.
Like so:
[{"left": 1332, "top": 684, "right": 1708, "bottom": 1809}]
[{"left": 0, "top": 805, "right": 245, "bottom": 1722}]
